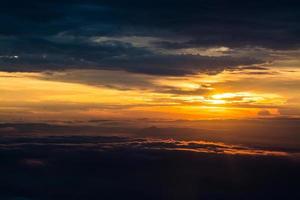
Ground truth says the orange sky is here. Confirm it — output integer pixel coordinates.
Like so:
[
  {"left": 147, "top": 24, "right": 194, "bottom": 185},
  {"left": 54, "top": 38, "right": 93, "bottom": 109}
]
[{"left": 1, "top": 64, "right": 299, "bottom": 122}]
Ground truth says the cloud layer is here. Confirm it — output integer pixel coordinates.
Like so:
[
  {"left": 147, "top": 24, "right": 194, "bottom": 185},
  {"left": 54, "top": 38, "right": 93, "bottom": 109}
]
[
  {"left": 0, "top": 134, "right": 299, "bottom": 199},
  {"left": 1, "top": 0, "right": 299, "bottom": 75}
]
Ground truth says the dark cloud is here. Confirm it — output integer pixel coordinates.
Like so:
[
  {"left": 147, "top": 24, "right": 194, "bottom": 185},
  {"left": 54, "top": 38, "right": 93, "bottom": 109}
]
[
  {"left": 1, "top": 0, "right": 300, "bottom": 41},
  {"left": 0, "top": 135, "right": 294, "bottom": 157},
  {"left": 39, "top": 69, "right": 213, "bottom": 95},
  {"left": 0, "top": 135, "right": 299, "bottom": 200},
  {"left": 0, "top": 36, "right": 261, "bottom": 75},
  {"left": 1, "top": 0, "right": 299, "bottom": 75},
  {"left": 238, "top": 66, "right": 269, "bottom": 71},
  {"left": 1, "top": 119, "right": 300, "bottom": 149}
]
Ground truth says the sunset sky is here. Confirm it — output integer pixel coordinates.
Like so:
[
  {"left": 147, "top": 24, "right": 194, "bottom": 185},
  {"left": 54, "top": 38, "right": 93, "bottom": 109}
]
[
  {"left": 1, "top": 65, "right": 300, "bottom": 121},
  {"left": 1, "top": 0, "right": 300, "bottom": 122},
  {"left": 1, "top": 1, "right": 300, "bottom": 199}
]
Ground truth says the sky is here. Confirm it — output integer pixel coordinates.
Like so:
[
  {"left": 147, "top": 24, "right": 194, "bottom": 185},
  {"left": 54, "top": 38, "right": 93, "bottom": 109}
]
[
  {"left": 1, "top": 1, "right": 300, "bottom": 199},
  {"left": 0, "top": 0, "right": 300, "bottom": 122}
]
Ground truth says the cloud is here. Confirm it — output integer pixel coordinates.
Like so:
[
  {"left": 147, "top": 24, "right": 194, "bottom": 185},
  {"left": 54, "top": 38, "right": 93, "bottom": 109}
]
[
  {"left": 0, "top": 134, "right": 299, "bottom": 200},
  {"left": 1, "top": 0, "right": 299, "bottom": 75},
  {"left": 0, "top": 135, "right": 293, "bottom": 157},
  {"left": 1, "top": 1, "right": 299, "bottom": 47},
  {"left": 1, "top": 119, "right": 300, "bottom": 150},
  {"left": 0, "top": 36, "right": 262, "bottom": 75},
  {"left": 20, "top": 158, "right": 45, "bottom": 168},
  {"left": 258, "top": 109, "right": 272, "bottom": 116}
]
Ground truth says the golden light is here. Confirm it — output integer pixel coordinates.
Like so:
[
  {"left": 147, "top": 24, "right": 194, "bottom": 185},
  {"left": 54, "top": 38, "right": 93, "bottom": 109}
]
[
  {"left": 211, "top": 92, "right": 249, "bottom": 100},
  {"left": 205, "top": 92, "right": 285, "bottom": 105},
  {"left": 0, "top": 66, "right": 298, "bottom": 121}
]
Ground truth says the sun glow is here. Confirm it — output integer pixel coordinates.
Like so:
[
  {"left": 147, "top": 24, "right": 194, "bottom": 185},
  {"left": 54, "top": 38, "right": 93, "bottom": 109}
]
[
  {"left": 0, "top": 67, "right": 299, "bottom": 121},
  {"left": 212, "top": 92, "right": 251, "bottom": 100},
  {"left": 204, "top": 92, "right": 285, "bottom": 105}
]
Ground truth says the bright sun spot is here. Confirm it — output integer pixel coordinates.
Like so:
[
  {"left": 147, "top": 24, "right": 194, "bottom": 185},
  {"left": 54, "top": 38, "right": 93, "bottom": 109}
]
[{"left": 203, "top": 92, "right": 284, "bottom": 105}]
